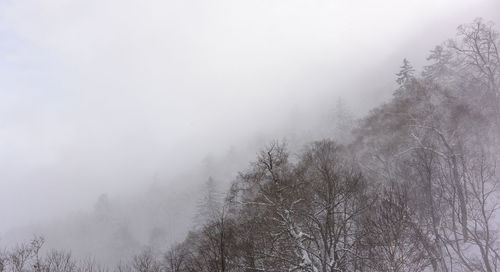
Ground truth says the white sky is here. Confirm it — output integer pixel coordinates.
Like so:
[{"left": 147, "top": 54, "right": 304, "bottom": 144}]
[{"left": 0, "top": 0, "right": 498, "bottom": 234}]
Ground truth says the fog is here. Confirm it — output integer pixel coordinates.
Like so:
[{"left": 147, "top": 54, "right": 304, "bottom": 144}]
[{"left": 0, "top": 0, "right": 499, "bottom": 263}]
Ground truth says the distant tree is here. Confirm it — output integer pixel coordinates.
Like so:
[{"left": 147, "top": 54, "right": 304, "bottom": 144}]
[
  {"left": 130, "top": 249, "right": 161, "bottom": 272},
  {"left": 8, "top": 243, "right": 33, "bottom": 272},
  {"left": 194, "top": 177, "right": 222, "bottom": 226},
  {"left": 44, "top": 250, "right": 76, "bottom": 272},
  {"left": 94, "top": 194, "right": 111, "bottom": 222},
  {"left": 110, "top": 224, "right": 140, "bottom": 259},
  {"left": 31, "top": 236, "right": 44, "bottom": 272},
  {"left": 78, "top": 257, "right": 107, "bottom": 272},
  {"left": 163, "top": 243, "right": 189, "bottom": 272},
  {"left": 333, "top": 98, "right": 355, "bottom": 143},
  {"left": 450, "top": 18, "right": 500, "bottom": 97},
  {"left": 396, "top": 58, "right": 415, "bottom": 85}
]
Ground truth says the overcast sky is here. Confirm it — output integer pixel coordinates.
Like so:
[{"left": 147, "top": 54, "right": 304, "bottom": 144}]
[{"left": 0, "top": 0, "right": 499, "bottom": 234}]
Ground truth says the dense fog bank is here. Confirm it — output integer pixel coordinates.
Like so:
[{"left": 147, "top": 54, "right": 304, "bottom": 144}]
[
  {"left": 1, "top": 0, "right": 500, "bottom": 271},
  {"left": 2, "top": 0, "right": 498, "bottom": 235},
  {"left": 2, "top": 16, "right": 500, "bottom": 272}
]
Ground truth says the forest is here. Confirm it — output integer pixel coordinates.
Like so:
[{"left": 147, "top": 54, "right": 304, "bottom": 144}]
[{"left": 1, "top": 18, "right": 500, "bottom": 272}]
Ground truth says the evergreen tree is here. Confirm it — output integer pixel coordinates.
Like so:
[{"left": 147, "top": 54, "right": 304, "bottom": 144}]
[
  {"left": 333, "top": 97, "right": 354, "bottom": 144},
  {"left": 194, "top": 177, "right": 222, "bottom": 226},
  {"left": 396, "top": 58, "right": 415, "bottom": 85}
]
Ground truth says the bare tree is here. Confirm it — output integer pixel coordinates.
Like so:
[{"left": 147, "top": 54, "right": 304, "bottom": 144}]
[
  {"left": 130, "top": 249, "right": 161, "bottom": 272},
  {"left": 8, "top": 243, "right": 33, "bottom": 272},
  {"left": 449, "top": 18, "right": 500, "bottom": 97},
  {"left": 296, "top": 140, "right": 371, "bottom": 271},
  {"left": 363, "top": 183, "right": 430, "bottom": 272},
  {"left": 163, "top": 244, "right": 188, "bottom": 272},
  {"left": 44, "top": 250, "right": 76, "bottom": 272}
]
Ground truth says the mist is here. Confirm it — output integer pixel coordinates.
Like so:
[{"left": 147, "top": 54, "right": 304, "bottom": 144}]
[{"left": 1, "top": 0, "right": 500, "bottom": 267}]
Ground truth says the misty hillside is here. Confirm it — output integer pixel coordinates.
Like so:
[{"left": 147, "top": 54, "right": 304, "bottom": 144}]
[
  {"left": 157, "top": 18, "right": 500, "bottom": 272},
  {"left": 2, "top": 0, "right": 500, "bottom": 271},
  {"left": 1, "top": 17, "right": 500, "bottom": 272},
  {"left": 0, "top": 104, "right": 351, "bottom": 265}
]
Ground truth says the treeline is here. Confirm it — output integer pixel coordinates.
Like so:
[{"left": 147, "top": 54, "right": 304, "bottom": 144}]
[
  {"left": 2, "top": 18, "right": 500, "bottom": 272},
  {"left": 155, "top": 17, "right": 500, "bottom": 272}
]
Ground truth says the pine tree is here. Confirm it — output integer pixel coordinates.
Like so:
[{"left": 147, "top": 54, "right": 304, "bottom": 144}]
[
  {"left": 333, "top": 97, "right": 354, "bottom": 144},
  {"left": 396, "top": 58, "right": 415, "bottom": 85},
  {"left": 195, "top": 177, "right": 222, "bottom": 226}
]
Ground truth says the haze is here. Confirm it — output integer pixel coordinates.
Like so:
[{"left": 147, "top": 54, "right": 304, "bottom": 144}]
[{"left": 0, "top": 0, "right": 498, "bottom": 241}]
